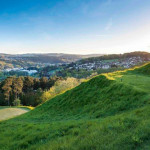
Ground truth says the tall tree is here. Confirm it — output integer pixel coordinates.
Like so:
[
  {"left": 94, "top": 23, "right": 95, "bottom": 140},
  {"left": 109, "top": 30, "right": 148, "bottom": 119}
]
[
  {"left": 23, "top": 76, "right": 34, "bottom": 92},
  {"left": 40, "top": 77, "right": 48, "bottom": 90},
  {"left": 12, "top": 77, "right": 23, "bottom": 99},
  {"left": 2, "top": 77, "right": 13, "bottom": 105},
  {"left": 33, "top": 78, "right": 40, "bottom": 90}
]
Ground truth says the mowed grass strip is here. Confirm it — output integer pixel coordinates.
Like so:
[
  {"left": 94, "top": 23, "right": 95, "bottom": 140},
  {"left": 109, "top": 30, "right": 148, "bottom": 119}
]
[{"left": 0, "top": 107, "right": 30, "bottom": 121}]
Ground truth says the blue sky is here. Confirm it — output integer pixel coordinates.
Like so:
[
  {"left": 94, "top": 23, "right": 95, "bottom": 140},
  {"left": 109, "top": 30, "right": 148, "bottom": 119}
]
[{"left": 0, "top": 0, "right": 150, "bottom": 54}]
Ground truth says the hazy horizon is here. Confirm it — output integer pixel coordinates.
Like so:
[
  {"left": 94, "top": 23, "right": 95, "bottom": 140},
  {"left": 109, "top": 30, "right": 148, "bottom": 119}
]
[
  {"left": 0, "top": 0, "right": 150, "bottom": 54},
  {"left": 1, "top": 50, "right": 149, "bottom": 55}
]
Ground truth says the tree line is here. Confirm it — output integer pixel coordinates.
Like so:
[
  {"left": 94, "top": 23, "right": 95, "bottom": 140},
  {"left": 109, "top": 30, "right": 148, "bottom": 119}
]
[{"left": 0, "top": 76, "right": 61, "bottom": 106}]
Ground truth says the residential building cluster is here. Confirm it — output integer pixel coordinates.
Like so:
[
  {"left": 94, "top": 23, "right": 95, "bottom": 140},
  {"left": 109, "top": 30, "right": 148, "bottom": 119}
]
[{"left": 68, "top": 57, "right": 146, "bottom": 71}]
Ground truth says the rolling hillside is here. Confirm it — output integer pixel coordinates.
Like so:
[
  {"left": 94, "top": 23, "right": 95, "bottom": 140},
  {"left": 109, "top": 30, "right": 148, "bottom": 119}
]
[
  {"left": 0, "top": 64, "right": 150, "bottom": 150},
  {"left": 0, "top": 53, "right": 104, "bottom": 64}
]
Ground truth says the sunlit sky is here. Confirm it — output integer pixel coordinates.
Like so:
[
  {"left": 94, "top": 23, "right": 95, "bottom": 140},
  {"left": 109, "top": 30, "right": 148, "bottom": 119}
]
[{"left": 0, "top": 0, "right": 150, "bottom": 54}]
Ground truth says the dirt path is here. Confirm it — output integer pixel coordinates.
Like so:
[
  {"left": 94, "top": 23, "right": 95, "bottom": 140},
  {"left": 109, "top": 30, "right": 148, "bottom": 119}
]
[{"left": 0, "top": 107, "right": 29, "bottom": 121}]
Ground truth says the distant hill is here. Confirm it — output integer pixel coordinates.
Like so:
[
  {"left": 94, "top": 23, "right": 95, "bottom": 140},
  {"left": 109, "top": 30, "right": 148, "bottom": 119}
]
[
  {"left": 0, "top": 63, "right": 150, "bottom": 149},
  {"left": 1, "top": 51, "right": 150, "bottom": 64},
  {"left": 1, "top": 51, "right": 149, "bottom": 70},
  {"left": 0, "top": 53, "right": 104, "bottom": 70},
  {"left": 0, "top": 53, "right": 105, "bottom": 64},
  {"left": 79, "top": 51, "right": 150, "bottom": 63}
]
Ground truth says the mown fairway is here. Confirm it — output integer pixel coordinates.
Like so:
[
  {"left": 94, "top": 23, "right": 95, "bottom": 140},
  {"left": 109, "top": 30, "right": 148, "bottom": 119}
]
[
  {"left": 0, "top": 107, "right": 30, "bottom": 121},
  {"left": 0, "top": 64, "right": 150, "bottom": 150}
]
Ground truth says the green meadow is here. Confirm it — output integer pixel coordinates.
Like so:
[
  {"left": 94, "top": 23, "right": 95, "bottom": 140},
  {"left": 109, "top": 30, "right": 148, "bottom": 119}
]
[{"left": 0, "top": 63, "right": 150, "bottom": 150}]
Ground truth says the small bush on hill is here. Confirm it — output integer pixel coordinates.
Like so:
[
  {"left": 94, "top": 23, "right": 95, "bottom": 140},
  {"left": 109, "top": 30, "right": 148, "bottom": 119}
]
[{"left": 13, "top": 98, "right": 21, "bottom": 106}]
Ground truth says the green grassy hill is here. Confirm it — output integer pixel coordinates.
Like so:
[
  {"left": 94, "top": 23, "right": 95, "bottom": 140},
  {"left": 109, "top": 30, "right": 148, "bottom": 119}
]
[
  {"left": 0, "top": 64, "right": 150, "bottom": 150},
  {"left": 131, "top": 63, "right": 150, "bottom": 75}
]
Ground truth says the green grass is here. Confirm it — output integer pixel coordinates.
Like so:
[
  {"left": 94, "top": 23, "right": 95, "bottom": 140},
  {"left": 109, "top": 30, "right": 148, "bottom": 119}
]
[
  {"left": 106, "top": 72, "right": 150, "bottom": 92},
  {"left": 0, "top": 63, "right": 150, "bottom": 150}
]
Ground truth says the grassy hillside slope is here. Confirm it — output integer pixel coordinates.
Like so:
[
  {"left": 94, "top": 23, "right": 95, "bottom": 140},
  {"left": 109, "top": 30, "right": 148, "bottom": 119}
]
[
  {"left": 0, "top": 64, "right": 150, "bottom": 150},
  {"left": 131, "top": 63, "right": 150, "bottom": 75}
]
